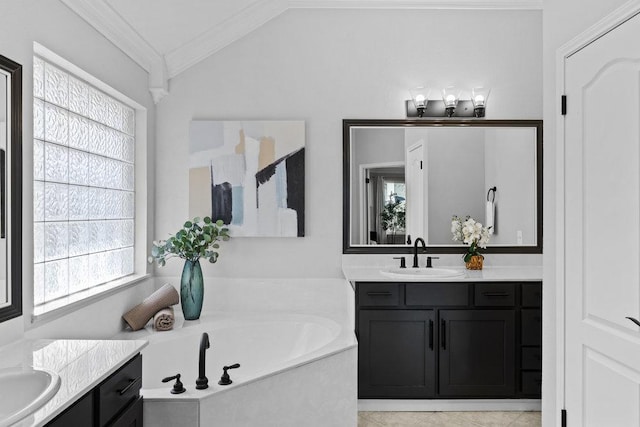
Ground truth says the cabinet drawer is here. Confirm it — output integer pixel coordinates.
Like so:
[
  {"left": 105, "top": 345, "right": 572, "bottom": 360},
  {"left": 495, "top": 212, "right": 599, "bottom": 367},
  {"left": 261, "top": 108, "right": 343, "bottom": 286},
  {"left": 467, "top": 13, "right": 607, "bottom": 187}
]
[
  {"left": 521, "top": 371, "right": 542, "bottom": 396},
  {"left": 474, "top": 283, "right": 515, "bottom": 306},
  {"left": 521, "top": 347, "right": 542, "bottom": 370},
  {"left": 521, "top": 310, "right": 542, "bottom": 346},
  {"left": 406, "top": 283, "right": 468, "bottom": 306},
  {"left": 358, "top": 283, "right": 400, "bottom": 307},
  {"left": 522, "top": 283, "right": 542, "bottom": 307},
  {"left": 98, "top": 354, "right": 142, "bottom": 427}
]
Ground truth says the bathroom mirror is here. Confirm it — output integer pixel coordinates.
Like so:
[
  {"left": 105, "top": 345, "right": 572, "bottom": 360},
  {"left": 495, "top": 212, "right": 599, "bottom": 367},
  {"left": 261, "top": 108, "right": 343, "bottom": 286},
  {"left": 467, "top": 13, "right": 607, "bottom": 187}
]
[
  {"left": 343, "top": 119, "right": 542, "bottom": 254},
  {"left": 0, "top": 54, "right": 22, "bottom": 322}
]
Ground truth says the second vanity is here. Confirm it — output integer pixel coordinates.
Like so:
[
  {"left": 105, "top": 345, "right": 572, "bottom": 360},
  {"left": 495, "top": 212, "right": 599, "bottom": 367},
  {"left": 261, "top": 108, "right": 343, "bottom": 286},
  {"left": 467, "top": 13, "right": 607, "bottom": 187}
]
[
  {"left": 344, "top": 265, "right": 542, "bottom": 404},
  {"left": 0, "top": 339, "right": 147, "bottom": 427}
]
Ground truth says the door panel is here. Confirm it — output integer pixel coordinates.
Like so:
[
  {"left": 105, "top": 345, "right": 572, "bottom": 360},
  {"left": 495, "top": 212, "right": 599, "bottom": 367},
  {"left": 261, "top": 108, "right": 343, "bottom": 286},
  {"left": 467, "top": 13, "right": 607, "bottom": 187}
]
[
  {"left": 358, "top": 310, "right": 435, "bottom": 398},
  {"left": 584, "top": 348, "right": 640, "bottom": 427},
  {"left": 565, "top": 11, "right": 640, "bottom": 426},
  {"left": 439, "top": 310, "right": 515, "bottom": 397},
  {"left": 582, "top": 61, "right": 640, "bottom": 330},
  {"left": 406, "top": 142, "right": 424, "bottom": 241}
]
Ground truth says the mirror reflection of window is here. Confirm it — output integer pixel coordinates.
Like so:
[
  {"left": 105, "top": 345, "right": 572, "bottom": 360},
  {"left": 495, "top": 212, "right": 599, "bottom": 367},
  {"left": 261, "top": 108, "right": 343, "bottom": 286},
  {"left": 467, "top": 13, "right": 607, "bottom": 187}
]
[{"left": 379, "top": 176, "right": 405, "bottom": 244}]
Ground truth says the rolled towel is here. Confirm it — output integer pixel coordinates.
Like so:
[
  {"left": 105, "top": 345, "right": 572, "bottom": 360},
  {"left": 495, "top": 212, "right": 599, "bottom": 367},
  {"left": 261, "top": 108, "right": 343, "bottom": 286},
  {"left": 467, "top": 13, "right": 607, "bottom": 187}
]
[
  {"left": 122, "top": 283, "right": 179, "bottom": 331},
  {"left": 153, "top": 307, "right": 175, "bottom": 331}
]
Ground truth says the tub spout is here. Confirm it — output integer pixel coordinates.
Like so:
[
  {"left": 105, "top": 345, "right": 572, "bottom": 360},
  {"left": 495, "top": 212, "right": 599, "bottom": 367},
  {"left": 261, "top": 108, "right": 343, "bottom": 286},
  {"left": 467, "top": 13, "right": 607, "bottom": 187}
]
[{"left": 196, "top": 332, "right": 210, "bottom": 389}]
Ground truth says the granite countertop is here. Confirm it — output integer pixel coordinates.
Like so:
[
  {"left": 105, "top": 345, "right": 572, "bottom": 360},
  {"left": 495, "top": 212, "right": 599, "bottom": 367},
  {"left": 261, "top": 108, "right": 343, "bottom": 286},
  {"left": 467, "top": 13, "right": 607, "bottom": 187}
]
[
  {"left": 0, "top": 339, "right": 147, "bottom": 427},
  {"left": 342, "top": 265, "right": 543, "bottom": 282}
]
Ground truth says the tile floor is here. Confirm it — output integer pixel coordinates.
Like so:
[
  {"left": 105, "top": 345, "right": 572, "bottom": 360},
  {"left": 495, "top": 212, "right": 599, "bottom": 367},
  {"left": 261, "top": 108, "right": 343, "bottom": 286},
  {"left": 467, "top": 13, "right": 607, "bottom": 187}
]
[{"left": 358, "top": 411, "right": 541, "bottom": 426}]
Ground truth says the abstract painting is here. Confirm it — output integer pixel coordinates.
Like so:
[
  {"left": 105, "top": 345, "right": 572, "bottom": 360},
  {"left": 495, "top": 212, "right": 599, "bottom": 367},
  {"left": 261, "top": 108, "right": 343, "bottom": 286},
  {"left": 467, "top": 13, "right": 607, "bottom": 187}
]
[{"left": 189, "top": 120, "right": 305, "bottom": 237}]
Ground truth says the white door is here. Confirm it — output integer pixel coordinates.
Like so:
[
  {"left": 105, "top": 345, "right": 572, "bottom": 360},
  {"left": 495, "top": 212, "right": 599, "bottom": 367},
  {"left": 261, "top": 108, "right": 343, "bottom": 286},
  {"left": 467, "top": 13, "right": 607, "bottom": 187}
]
[
  {"left": 564, "top": 12, "right": 640, "bottom": 426},
  {"left": 406, "top": 142, "right": 424, "bottom": 243}
]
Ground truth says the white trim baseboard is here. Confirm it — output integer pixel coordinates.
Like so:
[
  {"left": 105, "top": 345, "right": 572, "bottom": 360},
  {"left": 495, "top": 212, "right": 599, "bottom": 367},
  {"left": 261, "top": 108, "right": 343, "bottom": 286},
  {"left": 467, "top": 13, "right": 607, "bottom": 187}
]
[{"left": 358, "top": 399, "right": 542, "bottom": 412}]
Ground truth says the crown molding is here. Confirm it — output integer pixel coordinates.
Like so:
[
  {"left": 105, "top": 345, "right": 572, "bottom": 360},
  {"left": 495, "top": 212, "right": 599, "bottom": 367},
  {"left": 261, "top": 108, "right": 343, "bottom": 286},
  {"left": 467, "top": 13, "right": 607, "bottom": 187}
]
[
  {"left": 60, "top": 0, "right": 160, "bottom": 71},
  {"left": 164, "top": 0, "right": 288, "bottom": 78},
  {"left": 288, "top": 0, "right": 542, "bottom": 9},
  {"left": 60, "top": 0, "right": 168, "bottom": 103}
]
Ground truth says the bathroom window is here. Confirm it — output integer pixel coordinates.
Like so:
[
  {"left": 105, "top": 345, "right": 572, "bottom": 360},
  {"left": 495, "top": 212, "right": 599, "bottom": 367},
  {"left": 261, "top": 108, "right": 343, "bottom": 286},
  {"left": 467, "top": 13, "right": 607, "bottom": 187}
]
[{"left": 33, "top": 54, "right": 138, "bottom": 310}]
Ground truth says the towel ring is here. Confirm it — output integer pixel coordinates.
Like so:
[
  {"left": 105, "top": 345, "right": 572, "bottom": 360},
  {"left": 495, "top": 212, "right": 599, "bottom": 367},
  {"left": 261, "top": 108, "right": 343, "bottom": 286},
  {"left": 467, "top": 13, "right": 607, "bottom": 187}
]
[{"left": 487, "top": 187, "right": 497, "bottom": 202}]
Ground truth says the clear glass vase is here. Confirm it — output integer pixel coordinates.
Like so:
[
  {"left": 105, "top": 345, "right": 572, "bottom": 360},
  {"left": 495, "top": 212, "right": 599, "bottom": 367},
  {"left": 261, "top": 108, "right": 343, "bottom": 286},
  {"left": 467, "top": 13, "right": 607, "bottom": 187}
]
[{"left": 180, "top": 259, "right": 204, "bottom": 320}]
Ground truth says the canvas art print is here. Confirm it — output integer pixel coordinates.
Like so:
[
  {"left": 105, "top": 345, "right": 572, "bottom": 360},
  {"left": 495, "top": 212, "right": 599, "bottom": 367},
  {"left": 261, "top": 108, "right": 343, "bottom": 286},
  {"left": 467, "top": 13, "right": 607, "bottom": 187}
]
[{"left": 189, "top": 120, "right": 305, "bottom": 237}]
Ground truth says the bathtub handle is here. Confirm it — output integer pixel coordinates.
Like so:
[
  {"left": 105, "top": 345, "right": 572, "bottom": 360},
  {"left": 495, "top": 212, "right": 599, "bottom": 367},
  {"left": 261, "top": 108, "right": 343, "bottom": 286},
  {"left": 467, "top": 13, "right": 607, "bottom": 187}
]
[
  {"left": 118, "top": 376, "right": 141, "bottom": 396},
  {"left": 162, "top": 373, "right": 186, "bottom": 394},
  {"left": 219, "top": 363, "right": 241, "bottom": 386}
]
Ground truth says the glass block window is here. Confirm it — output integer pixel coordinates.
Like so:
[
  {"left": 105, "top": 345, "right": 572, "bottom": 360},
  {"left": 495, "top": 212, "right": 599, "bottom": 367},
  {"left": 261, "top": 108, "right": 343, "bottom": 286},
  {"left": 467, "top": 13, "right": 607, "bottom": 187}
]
[{"left": 33, "top": 56, "right": 135, "bottom": 306}]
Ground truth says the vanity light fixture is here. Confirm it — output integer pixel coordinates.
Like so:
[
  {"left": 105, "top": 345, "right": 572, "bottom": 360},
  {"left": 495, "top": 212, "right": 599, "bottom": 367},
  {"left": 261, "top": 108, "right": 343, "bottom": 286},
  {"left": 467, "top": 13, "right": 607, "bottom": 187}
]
[
  {"left": 471, "top": 87, "right": 491, "bottom": 118},
  {"left": 409, "top": 86, "right": 430, "bottom": 117},
  {"left": 441, "top": 86, "right": 461, "bottom": 117},
  {"left": 405, "top": 85, "right": 491, "bottom": 118}
]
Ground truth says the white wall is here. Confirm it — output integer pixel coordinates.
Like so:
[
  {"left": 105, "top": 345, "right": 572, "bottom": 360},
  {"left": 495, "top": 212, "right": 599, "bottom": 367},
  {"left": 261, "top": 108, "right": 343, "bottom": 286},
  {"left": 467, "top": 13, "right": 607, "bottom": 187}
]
[
  {"left": 542, "top": 0, "right": 629, "bottom": 425},
  {"left": 484, "top": 128, "right": 537, "bottom": 245},
  {"left": 426, "top": 127, "right": 486, "bottom": 244},
  {"left": 0, "top": 0, "right": 156, "bottom": 346},
  {"left": 154, "top": 8, "right": 542, "bottom": 279}
]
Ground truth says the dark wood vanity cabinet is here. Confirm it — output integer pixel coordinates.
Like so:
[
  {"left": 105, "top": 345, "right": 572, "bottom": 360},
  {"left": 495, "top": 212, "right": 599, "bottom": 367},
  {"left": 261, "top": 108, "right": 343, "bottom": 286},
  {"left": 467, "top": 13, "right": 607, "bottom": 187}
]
[
  {"left": 358, "top": 309, "right": 436, "bottom": 397},
  {"left": 356, "top": 281, "right": 542, "bottom": 399},
  {"left": 439, "top": 309, "right": 515, "bottom": 397},
  {"left": 46, "top": 354, "right": 143, "bottom": 427}
]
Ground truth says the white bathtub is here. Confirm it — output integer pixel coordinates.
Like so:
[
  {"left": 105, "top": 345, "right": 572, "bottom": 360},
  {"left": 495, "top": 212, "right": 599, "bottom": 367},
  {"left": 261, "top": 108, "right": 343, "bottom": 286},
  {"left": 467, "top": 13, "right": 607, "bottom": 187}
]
[
  {"left": 116, "top": 285, "right": 357, "bottom": 427},
  {"left": 138, "top": 313, "right": 341, "bottom": 391}
]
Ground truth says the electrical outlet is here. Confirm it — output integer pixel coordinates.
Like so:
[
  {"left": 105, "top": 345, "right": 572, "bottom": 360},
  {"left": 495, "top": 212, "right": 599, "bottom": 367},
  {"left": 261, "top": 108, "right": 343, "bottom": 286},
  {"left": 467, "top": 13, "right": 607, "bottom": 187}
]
[{"left": 517, "top": 230, "right": 523, "bottom": 245}]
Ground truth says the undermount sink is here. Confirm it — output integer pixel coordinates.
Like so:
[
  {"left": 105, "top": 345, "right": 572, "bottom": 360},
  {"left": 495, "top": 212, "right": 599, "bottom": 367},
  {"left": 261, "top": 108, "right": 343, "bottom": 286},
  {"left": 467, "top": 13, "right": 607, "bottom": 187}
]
[
  {"left": 380, "top": 267, "right": 466, "bottom": 279},
  {"left": 0, "top": 367, "right": 61, "bottom": 427}
]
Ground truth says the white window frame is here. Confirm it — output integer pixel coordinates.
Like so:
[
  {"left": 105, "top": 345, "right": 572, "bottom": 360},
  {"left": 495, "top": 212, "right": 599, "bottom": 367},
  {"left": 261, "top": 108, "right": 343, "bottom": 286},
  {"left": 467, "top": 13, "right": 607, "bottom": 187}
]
[{"left": 31, "top": 43, "right": 149, "bottom": 321}]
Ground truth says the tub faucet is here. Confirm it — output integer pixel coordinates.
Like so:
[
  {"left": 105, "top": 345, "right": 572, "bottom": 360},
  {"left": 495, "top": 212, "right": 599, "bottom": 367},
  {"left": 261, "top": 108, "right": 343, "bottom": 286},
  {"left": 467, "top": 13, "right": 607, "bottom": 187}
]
[
  {"left": 196, "top": 332, "right": 210, "bottom": 389},
  {"left": 413, "top": 237, "right": 426, "bottom": 268}
]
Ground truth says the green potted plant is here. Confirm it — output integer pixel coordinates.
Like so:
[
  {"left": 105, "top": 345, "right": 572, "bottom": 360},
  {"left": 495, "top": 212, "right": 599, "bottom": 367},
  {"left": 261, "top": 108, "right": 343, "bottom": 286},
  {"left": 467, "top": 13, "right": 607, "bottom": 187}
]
[
  {"left": 149, "top": 217, "right": 230, "bottom": 320},
  {"left": 380, "top": 200, "right": 406, "bottom": 244}
]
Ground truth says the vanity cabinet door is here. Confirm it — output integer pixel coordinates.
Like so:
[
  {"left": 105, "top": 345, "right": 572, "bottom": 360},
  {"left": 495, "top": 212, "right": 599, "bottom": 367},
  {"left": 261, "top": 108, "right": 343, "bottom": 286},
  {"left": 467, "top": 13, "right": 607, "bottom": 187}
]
[
  {"left": 46, "top": 391, "right": 93, "bottom": 427},
  {"left": 109, "top": 396, "right": 143, "bottom": 427},
  {"left": 438, "top": 310, "right": 515, "bottom": 397},
  {"left": 358, "top": 310, "right": 435, "bottom": 398}
]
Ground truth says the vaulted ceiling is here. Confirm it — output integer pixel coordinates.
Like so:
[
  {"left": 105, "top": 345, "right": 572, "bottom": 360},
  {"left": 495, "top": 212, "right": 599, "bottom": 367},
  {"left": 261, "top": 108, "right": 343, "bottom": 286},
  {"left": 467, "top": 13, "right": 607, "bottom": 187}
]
[{"left": 60, "top": 0, "right": 542, "bottom": 103}]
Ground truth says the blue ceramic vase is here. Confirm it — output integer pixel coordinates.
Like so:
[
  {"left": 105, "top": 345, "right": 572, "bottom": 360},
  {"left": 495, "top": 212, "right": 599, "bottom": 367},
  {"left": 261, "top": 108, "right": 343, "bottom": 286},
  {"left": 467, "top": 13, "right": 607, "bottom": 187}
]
[{"left": 180, "top": 259, "right": 204, "bottom": 320}]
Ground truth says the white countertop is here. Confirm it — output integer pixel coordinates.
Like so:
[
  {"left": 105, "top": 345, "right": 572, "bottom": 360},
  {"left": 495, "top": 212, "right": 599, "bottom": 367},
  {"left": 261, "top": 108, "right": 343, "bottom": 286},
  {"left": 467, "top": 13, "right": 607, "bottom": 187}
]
[
  {"left": 343, "top": 265, "right": 543, "bottom": 282},
  {"left": 0, "top": 339, "right": 147, "bottom": 427}
]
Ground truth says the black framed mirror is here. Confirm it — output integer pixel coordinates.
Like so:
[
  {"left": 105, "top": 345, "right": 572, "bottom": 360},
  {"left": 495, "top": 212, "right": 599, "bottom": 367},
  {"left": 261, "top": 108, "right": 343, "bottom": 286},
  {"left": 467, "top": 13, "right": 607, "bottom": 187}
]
[
  {"left": 0, "top": 54, "right": 22, "bottom": 322},
  {"left": 343, "top": 119, "right": 542, "bottom": 254}
]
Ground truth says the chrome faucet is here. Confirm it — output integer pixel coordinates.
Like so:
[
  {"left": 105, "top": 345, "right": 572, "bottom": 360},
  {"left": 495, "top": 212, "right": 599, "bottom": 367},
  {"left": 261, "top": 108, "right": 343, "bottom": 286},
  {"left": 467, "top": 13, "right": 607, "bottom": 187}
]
[
  {"left": 412, "top": 237, "right": 426, "bottom": 268},
  {"left": 196, "top": 332, "right": 210, "bottom": 389}
]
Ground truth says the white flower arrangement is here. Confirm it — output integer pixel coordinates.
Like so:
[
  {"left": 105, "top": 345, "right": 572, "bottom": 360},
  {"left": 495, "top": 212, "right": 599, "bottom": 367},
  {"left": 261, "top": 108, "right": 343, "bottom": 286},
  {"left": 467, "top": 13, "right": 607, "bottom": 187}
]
[{"left": 451, "top": 215, "right": 491, "bottom": 262}]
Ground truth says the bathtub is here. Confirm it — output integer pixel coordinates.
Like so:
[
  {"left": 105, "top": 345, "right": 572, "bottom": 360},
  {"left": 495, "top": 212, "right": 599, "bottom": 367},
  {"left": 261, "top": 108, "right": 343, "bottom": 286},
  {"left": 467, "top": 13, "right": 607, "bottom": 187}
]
[
  {"left": 139, "top": 313, "right": 342, "bottom": 390},
  {"left": 116, "top": 278, "right": 357, "bottom": 427}
]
